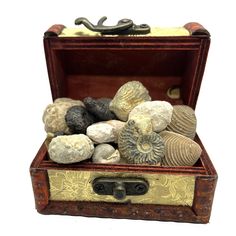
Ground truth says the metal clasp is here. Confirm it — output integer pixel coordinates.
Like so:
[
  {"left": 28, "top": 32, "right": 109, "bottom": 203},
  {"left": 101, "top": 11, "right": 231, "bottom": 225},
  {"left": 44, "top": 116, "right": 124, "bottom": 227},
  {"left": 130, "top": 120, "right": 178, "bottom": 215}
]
[
  {"left": 92, "top": 178, "right": 149, "bottom": 200},
  {"left": 75, "top": 16, "right": 150, "bottom": 35}
]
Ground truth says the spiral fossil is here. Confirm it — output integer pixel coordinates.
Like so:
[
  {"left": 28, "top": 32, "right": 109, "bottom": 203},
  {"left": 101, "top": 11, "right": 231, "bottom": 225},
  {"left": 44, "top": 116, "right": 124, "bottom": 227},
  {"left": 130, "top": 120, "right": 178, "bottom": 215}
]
[{"left": 118, "top": 120, "right": 164, "bottom": 164}]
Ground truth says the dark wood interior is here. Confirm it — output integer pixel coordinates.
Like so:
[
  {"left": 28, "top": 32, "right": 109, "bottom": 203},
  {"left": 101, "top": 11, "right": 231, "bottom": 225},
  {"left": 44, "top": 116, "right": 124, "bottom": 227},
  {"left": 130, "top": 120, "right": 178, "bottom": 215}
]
[{"left": 51, "top": 48, "right": 199, "bottom": 106}]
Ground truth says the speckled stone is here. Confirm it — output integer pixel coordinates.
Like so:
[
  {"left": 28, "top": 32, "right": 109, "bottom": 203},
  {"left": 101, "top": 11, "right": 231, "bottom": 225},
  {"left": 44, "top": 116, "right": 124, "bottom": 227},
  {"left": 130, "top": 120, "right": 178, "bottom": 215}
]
[
  {"left": 42, "top": 98, "right": 84, "bottom": 134},
  {"left": 92, "top": 144, "right": 120, "bottom": 164},
  {"left": 84, "top": 97, "right": 117, "bottom": 121},
  {"left": 86, "top": 122, "right": 116, "bottom": 143},
  {"left": 48, "top": 134, "right": 94, "bottom": 164},
  {"left": 129, "top": 101, "right": 173, "bottom": 132},
  {"left": 65, "top": 106, "right": 96, "bottom": 134}
]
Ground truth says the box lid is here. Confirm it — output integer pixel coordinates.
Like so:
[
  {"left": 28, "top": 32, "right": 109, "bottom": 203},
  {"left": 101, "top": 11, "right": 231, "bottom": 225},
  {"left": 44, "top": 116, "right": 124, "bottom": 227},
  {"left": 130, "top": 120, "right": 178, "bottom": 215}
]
[{"left": 44, "top": 22, "right": 210, "bottom": 109}]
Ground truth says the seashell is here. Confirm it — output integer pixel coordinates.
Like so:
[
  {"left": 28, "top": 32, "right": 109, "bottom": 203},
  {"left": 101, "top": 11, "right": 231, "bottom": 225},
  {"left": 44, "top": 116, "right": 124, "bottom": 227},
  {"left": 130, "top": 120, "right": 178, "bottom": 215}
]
[
  {"left": 166, "top": 105, "right": 197, "bottom": 139},
  {"left": 65, "top": 106, "right": 96, "bottom": 134},
  {"left": 109, "top": 81, "right": 151, "bottom": 121},
  {"left": 42, "top": 98, "right": 84, "bottom": 134},
  {"left": 92, "top": 144, "right": 120, "bottom": 164},
  {"left": 48, "top": 134, "right": 94, "bottom": 164},
  {"left": 86, "top": 122, "right": 116, "bottom": 143},
  {"left": 118, "top": 120, "right": 165, "bottom": 165},
  {"left": 129, "top": 101, "right": 173, "bottom": 132},
  {"left": 83, "top": 97, "right": 117, "bottom": 121},
  {"left": 159, "top": 131, "right": 202, "bottom": 166}
]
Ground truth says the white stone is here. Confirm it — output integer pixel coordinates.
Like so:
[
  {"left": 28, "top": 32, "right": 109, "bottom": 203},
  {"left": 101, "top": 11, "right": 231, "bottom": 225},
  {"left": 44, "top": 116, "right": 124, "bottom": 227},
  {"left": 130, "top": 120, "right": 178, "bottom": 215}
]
[
  {"left": 129, "top": 101, "right": 173, "bottom": 132},
  {"left": 86, "top": 122, "right": 116, "bottom": 143},
  {"left": 105, "top": 120, "right": 125, "bottom": 142},
  {"left": 48, "top": 134, "right": 94, "bottom": 164}
]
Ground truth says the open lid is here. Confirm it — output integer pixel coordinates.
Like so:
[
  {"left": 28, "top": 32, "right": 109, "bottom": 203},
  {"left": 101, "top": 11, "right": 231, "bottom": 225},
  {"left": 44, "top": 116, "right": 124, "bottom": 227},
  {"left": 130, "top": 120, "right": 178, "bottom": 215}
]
[{"left": 43, "top": 22, "right": 210, "bottom": 109}]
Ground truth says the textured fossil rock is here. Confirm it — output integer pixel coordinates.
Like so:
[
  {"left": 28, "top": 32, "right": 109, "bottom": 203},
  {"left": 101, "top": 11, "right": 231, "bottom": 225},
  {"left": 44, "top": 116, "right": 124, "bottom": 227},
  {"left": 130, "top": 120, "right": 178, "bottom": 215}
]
[
  {"left": 44, "top": 131, "right": 65, "bottom": 148},
  {"left": 42, "top": 98, "right": 84, "bottom": 134},
  {"left": 160, "top": 131, "right": 202, "bottom": 166},
  {"left": 86, "top": 122, "right": 116, "bottom": 143},
  {"left": 118, "top": 120, "right": 165, "bottom": 165},
  {"left": 92, "top": 144, "right": 120, "bottom": 164},
  {"left": 109, "top": 81, "right": 151, "bottom": 121},
  {"left": 129, "top": 101, "right": 173, "bottom": 132},
  {"left": 65, "top": 106, "right": 96, "bottom": 134},
  {"left": 166, "top": 105, "right": 197, "bottom": 139},
  {"left": 83, "top": 97, "right": 117, "bottom": 121},
  {"left": 48, "top": 134, "right": 94, "bottom": 164}
]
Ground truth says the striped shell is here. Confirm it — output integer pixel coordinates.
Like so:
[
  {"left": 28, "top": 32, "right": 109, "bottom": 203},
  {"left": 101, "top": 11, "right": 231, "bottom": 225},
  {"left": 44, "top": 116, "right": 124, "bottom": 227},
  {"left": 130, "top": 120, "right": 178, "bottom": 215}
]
[
  {"left": 109, "top": 81, "right": 151, "bottom": 121},
  {"left": 118, "top": 120, "right": 164, "bottom": 165},
  {"left": 166, "top": 105, "right": 196, "bottom": 139},
  {"left": 160, "top": 131, "right": 202, "bottom": 166}
]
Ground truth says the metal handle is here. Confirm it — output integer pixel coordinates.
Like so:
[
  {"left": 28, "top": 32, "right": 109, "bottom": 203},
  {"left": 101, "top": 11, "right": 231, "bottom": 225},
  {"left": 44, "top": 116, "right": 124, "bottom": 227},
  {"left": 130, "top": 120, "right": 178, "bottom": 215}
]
[
  {"left": 92, "top": 178, "right": 149, "bottom": 200},
  {"left": 75, "top": 16, "right": 150, "bottom": 35}
]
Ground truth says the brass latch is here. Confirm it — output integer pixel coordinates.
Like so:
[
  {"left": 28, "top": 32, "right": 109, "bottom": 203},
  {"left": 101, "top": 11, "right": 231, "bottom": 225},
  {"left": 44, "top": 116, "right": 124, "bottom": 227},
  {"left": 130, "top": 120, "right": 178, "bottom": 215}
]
[{"left": 92, "top": 178, "right": 149, "bottom": 200}]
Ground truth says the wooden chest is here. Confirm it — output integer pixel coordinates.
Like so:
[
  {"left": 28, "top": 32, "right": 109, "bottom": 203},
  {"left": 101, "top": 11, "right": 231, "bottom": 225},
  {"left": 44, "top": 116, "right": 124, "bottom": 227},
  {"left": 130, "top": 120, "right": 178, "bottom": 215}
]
[{"left": 30, "top": 21, "right": 217, "bottom": 223}]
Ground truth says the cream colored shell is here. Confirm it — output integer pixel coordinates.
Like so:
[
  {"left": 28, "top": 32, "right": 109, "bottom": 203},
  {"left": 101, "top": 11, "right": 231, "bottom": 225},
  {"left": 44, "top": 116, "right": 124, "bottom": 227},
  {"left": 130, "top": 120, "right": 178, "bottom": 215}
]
[
  {"left": 160, "top": 131, "right": 202, "bottom": 166},
  {"left": 109, "top": 81, "right": 151, "bottom": 121},
  {"left": 166, "top": 105, "right": 197, "bottom": 139},
  {"left": 42, "top": 98, "right": 84, "bottom": 134},
  {"left": 48, "top": 134, "right": 94, "bottom": 164}
]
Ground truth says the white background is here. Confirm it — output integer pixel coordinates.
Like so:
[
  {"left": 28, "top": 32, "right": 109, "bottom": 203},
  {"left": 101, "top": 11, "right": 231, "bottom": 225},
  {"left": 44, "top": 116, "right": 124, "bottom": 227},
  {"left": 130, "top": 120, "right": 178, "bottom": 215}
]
[{"left": 1, "top": 0, "right": 235, "bottom": 235}]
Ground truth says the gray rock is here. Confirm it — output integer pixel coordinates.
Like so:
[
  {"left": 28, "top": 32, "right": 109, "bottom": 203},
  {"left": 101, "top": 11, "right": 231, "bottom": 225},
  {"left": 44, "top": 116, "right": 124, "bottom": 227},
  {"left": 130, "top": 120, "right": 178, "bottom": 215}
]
[
  {"left": 92, "top": 144, "right": 120, "bottom": 164},
  {"left": 48, "top": 134, "right": 94, "bottom": 164},
  {"left": 83, "top": 97, "right": 117, "bottom": 121},
  {"left": 65, "top": 106, "right": 96, "bottom": 134}
]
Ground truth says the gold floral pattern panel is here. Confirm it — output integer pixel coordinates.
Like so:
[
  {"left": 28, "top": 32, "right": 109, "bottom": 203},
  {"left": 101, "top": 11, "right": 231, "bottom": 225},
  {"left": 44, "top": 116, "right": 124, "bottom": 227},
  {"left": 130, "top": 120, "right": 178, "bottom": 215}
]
[{"left": 48, "top": 170, "right": 195, "bottom": 206}]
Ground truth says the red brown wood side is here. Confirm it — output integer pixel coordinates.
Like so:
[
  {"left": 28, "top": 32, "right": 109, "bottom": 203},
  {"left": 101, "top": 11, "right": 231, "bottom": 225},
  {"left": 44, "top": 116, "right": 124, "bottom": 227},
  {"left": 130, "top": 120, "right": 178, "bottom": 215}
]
[{"left": 30, "top": 137, "right": 217, "bottom": 223}]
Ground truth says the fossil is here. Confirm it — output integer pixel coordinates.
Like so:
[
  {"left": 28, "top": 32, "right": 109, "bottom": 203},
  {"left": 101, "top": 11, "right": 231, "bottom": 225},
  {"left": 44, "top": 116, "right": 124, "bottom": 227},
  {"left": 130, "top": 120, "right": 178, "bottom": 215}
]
[
  {"left": 109, "top": 81, "right": 151, "bottom": 121},
  {"left": 166, "top": 105, "right": 197, "bottom": 139},
  {"left": 92, "top": 144, "right": 120, "bottom": 164},
  {"left": 160, "top": 131, "right": 202, "bottom": 166},
  {"left": 118, "top": 120, "right": 164, "bottom": 165}
]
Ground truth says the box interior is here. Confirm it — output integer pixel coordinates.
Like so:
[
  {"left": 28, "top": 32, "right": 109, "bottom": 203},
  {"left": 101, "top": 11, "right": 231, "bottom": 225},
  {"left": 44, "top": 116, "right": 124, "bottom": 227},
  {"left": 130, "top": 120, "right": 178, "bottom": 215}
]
[
  {"left": 42, "top": 37, "right": 210, "bottom": 171},
  {"left": 52, "top": 49, "right": 199, "bottom": 106}
]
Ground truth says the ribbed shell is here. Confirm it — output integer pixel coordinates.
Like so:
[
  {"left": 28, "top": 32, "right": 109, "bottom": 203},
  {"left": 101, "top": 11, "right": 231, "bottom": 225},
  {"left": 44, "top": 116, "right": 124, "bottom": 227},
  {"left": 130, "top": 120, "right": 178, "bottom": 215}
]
[
  {"left": 166, "top": 105, "right": 196, "bottom": 139},
  {"left": 160, "top": 131, "right": 202, "bottom": 166},
  {"left": 118, "top": 120, "right": 164, "bottom": 164},
  {"left": 109, "top": 81, "right": 151, "bottom": 121}
]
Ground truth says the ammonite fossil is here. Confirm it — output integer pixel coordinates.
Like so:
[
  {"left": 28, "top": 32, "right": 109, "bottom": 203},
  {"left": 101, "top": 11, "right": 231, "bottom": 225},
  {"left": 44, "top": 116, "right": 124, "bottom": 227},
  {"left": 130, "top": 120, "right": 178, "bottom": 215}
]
[
  {"left": 160, "top": 131, "right": 202, "bottom": 166},
  {"left": 118, "top": 120, "right": 164, "bottom": 165},
  {"left": 83, "top": 97, "right": 117, "bottom": 121},
  {"left": 109, "top": 81, "right": 151, "bottom": 121},
  {"left": 65, "top": 106, "right": 96, "bottom": 134},
  {"left": 166, "top": 105, "right": 197, "bottom": 139}
]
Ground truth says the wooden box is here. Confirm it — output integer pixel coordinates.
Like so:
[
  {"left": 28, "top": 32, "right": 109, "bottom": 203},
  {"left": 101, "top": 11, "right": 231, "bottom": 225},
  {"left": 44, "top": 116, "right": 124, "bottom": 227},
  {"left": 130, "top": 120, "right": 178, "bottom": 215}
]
[{"left": 30, "top": 22, "right": 217, "bottom": 223}]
